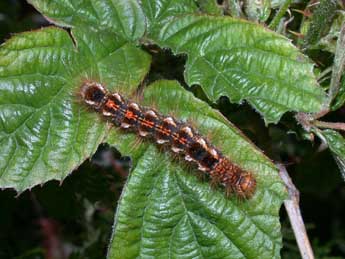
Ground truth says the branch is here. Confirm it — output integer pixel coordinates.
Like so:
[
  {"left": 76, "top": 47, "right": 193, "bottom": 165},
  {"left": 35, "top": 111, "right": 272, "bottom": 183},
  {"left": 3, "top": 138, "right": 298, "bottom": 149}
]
[
  {"left": 277, "top": 164, "right": 315, "bottom": 259},
  {"left": 296, "top": 112, "right": 345, "bottom": 132},
  {"left": 312, "top": 120, "right": 345, "bottom": 132}
]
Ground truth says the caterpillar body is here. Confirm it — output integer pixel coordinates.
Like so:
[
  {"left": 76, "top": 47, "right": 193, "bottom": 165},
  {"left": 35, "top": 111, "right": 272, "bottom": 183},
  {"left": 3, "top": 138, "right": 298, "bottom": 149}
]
[{"left": 81, "top": 81, "right": 256, "bottom": 198}]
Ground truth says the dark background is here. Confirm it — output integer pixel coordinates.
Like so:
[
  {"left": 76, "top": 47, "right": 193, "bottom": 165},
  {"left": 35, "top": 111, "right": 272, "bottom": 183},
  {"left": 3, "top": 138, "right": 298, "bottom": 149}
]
[{"left": 0, "top": 1, "right": 344, "bottom": 258}]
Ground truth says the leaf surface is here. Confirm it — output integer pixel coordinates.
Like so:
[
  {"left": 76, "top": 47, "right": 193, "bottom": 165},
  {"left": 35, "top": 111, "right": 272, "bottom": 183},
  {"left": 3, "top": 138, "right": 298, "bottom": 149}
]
[
  {"left": 195, "top": 0, "right": 223, "bottom": 15},
  {"left": 140, "top": 0, "right": 198, "bottom": 34},
  {"left": 107, "top": 80, "right": 286, "bottom": 259},
  {"left": 148, "top": 15, "right": 327, "bottom": 123},
  {"left": 322, "top": 129, "right": 345, "bottom": 181},
  {"left": 0, "top": 27, "right": 151, "bottom": 191},
  {"left": 29, "top": 0, "right": 145, "bottom": 40},
  {"left": 0, "top": 2, "right": 294, "bottom": 257}
]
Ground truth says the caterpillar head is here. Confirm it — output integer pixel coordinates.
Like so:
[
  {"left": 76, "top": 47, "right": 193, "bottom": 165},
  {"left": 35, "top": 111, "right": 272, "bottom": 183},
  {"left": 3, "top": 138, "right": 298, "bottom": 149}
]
[{"left": 80, "top": 81, "right": 107, "bottom": 110}]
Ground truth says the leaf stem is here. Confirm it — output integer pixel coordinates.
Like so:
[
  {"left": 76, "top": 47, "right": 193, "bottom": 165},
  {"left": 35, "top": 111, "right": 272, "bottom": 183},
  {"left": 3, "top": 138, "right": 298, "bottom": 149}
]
[
  {"left": 269, "top": 0, "right": 293, "bottom": 30},
  {"left": 317, "top": 66, "right": 332, "bottom": 81},
  {"left": 277, "top": 164, "right": 315, "bottom": 259},
  {"left": 295, "top": 111, "right": 345, "bottom": 134},
  {"left": 327, "top": 21, "right": 345, "bottom": 106},
  {"left": 312, "top": 120, "right": 345, "bottom": 132}
]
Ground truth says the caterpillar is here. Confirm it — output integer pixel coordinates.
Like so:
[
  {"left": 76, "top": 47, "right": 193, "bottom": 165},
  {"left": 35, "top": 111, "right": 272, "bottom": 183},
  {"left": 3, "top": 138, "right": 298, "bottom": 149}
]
[{"left": 80, "top": 81, "right": 256, "bottom": 199}]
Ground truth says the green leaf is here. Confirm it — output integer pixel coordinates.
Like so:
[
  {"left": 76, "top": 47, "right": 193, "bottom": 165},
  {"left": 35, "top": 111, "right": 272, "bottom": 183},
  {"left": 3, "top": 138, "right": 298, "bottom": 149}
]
[
  {"left": 0, "top": 27, "right": 151, "bottom": 191},
  {"left": 227, "top": 0, "right": 243, "bottom": 18},
  {"left": 271, "top": 0, "right": 299, "bottom": 9},
  {"left": 332, "top": 75, "right": 345, "bottom": 110},
  {"left": 303, "top": 0, "right": 337, "bottom": 47},
  {"left": 195, "top": 0, "right": 223, "bottom": 15},
  {"left": 107, "top": 80, "right": 287, "bottom": 259},
  {"left": 328, "top": 20, "right": 345, "bottom": 107},
  {"left": 317, "top": 11, "right": 345, "bottom": 54},
  {"left": 149, "top": 15, "right": 327, "bottom": 124},
  {"left": 28, "top": 0, "right": 146, "bottom": 41},
  {"left": 244, "top": 0, "right": 271, "bottom": 22},
  {"left": 322, "top": 129, "right": 345, "bottom": 181},
  {"left": 140, "top": 0, "right": 198, "bottom": 35}
]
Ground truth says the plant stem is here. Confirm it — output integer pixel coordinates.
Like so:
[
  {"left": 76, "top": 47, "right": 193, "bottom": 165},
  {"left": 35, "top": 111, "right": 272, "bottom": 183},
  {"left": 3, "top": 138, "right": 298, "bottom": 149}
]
[
  {"left": 269, "top": 0, "right": 293, "bottom": 30},
  {"left": 277, "top": 164, "right": 315, "bottom": 259},
  {"left": 312, "top": 120, "right": 345, "bottom": 132},
  {"left": 328, "top": 21, "right": 345, "bottom": 106},
  {"left": 317, "top": 66, "right": 332, "bottom": 81}
]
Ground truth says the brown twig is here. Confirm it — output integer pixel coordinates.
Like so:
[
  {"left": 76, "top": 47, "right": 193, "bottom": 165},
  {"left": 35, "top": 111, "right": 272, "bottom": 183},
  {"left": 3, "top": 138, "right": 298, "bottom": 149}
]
[
  {"left": 312, "top": 120, "right": 345, "bottom": 132},
  {"left": 30, "top": 193, "right": 67, "bottom": 259},
  {"left": 295, "top": 107, "right": 333, "bottom": 127},
  {"left": 277, "top": 164, "right": 315, "bottom": 259},
  {"left": 296, "top": 112, "right": 345, "bottom": 132}
]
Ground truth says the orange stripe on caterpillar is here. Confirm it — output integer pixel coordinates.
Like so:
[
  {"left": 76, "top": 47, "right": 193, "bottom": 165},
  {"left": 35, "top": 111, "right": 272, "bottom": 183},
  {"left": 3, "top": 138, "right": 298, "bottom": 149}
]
[{"left": 80, "top": 81, "right": 256, "bottom": 199}]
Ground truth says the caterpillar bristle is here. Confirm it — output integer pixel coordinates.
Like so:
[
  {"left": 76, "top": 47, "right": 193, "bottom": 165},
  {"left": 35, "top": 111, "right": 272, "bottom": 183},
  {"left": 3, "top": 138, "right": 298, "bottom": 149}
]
[{"left": 80, "top": 81, "right": 257, "bottom": 199}]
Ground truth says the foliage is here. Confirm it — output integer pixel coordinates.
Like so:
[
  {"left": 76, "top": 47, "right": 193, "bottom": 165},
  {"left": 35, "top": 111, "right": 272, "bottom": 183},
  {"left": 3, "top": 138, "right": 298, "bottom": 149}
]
[{"left": 0, "top": 0, "right": 345, "bottom": 258}]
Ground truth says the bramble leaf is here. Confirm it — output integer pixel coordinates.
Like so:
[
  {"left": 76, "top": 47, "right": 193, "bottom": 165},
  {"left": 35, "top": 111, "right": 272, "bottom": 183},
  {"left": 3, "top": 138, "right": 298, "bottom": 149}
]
[
  {"left": 28, "top": 0, "right": 145, "bottom": 41},
  {"left": 195, "top": 0, "right": 223, "bottom": 15},
  {"left": 332, "top": 75, "right": 345, "bottom": 111},
  {"left": 0, "top": 27, "right": 151, "bottom": 191},
  {"left": 140, "top": 0, "right": 198, "bottom": 34},
  {"left": 148, "top": 15, "right": 327, "bottom": 123},
  {"left": 322, "top": 129, "right": 345, "bottom": 181},
  {"left": 0, "top": 1, "right": 310, "bottom": 258},
  {"left": 107, "top": 80, "right": 287, "bottom": 259}
]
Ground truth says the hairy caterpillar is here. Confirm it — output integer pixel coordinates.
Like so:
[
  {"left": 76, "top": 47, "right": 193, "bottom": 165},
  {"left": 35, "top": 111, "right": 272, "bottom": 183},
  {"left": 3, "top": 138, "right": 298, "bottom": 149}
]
[{"left": 80, "top": 81, "right": 256, "bottom": 198}]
